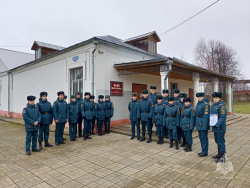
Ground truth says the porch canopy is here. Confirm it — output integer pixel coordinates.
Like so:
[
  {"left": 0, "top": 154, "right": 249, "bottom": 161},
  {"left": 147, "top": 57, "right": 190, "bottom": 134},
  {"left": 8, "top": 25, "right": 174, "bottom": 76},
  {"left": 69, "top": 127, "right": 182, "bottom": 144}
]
[{"left": 113, "top": 57, "right": 235, "bottom": 113}]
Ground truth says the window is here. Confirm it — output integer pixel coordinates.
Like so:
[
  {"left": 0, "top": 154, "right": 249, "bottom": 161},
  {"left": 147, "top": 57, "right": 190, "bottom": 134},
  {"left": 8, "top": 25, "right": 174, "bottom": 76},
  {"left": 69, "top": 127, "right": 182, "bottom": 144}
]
[
  {"left": 70, "top": 67, "right": 83, "bottom": 98},
  {"left": 35, "top": 48, "right": 41, "bottom": 59},
  {"left": 148, "top": 40, "right": 156, "bottom": 54}
]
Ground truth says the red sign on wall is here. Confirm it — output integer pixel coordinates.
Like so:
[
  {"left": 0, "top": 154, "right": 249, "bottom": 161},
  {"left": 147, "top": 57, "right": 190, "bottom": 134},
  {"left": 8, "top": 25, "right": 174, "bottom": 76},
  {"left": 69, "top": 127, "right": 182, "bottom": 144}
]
[{"left": 110, "top": 81, "right": 123, "bottom": 96}]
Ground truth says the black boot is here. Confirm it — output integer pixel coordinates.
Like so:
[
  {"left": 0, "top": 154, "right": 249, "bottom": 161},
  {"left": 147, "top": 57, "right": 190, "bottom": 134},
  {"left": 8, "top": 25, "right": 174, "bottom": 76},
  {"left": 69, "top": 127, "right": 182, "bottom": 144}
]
[
  {"left": 39, "top": 141, "right": 43, "bottom": 150},
  {"left": 147, "top": 135, "right": 152, "bottom": 143},
  {"left": 140, "top": 134, "right": 145, "bottom": 142},
  {"left": 159, "top": 137, "right": 163, "bottom": 145},
  {"left": 180, "top": 138, "right": 187, "bottom": 147},
  {"left": 198, "top": 153, "right": 208, "bottom": 157},
  {"left": 130, "top": 136, "right": 135, "bottom": 140},
  {"left": 212, "top": 151, "right": 222, "bottom": 159},
  {"left": 87, "top": 133, "right": 92, "bottom": 139},
  {"left": 169, "top": 140, "right": 173, "bottom": 148},
  {"left": 98, "top": 130, "right": 102, "bottom": 136},
  {"left": 107, "top": 129, "right": 110, "bottom": 134},
  {"left": 185, "top": 144, "right": 192, "bottom": 152},
  {"left": 157, "top": 137, "right": 161, "bottom": 144},
  {"left": 175, "top": 141, "right": 179, "bottom": 150},
  {"left": 32, "top": 148, "right": 41, "bottom": 152},
  {"left": 215, "top": 154, "right": 225, "bottom": 163},
  {"left": 45, "top": 141, "right": 53, "bottom": 147},
  {"left": 83, "top": 134, "right": 87, "bottom": 140},
  {"left": 26, "top": 151, "right": 31, "bottom": 155}
]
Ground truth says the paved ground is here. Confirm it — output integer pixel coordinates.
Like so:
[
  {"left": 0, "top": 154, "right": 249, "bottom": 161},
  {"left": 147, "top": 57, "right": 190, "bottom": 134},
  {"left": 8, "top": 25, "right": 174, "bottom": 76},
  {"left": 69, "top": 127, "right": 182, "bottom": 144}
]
[{"left": 0, "top": 114, "right": 250, "bottom": 188}]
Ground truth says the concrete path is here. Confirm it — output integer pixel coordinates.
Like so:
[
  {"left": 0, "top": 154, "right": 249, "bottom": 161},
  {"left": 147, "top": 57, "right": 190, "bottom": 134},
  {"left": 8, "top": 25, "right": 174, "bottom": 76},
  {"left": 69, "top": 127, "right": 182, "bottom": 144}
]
[{"left": 0, "top": 114, "right": 249, "bottom": 187}]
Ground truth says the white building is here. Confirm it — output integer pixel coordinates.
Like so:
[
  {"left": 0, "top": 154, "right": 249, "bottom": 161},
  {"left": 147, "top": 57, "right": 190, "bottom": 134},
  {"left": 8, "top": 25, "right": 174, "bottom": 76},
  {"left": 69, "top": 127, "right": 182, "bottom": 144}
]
[{"left": 0, "top": 31, "right": 234, "bottom": 126}]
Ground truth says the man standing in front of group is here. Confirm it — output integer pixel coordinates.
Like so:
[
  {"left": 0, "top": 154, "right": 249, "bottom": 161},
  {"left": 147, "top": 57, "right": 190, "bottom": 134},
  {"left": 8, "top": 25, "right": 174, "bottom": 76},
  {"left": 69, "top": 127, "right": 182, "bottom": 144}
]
[
  {"left": 76, "top": 92, "right": 83, "bottom": 137},
  {"left": 104, "top": 95, "right": 114, "bottom": 134},
  {"left": 195, "top": 92, "right": 210, "bottom": 157},
  {"left": 36, "top": 92, "right": 53, "bottom": 149},
  {"left": 211, "top": 92, "right": 227, "bottom": 163},
  {"left": 149, "top": 86, "right": 157, "bottom": 134},
  {"left": 53, "top": 91, "right": 69, "bottom": 146},
  {"left": 138, "top": 90, "right": 153, "bottom": 143},
  {"left": 81, "top": 92, "right": 94, "bottom": 140},
  {"left": 23, "top": 96, "right": 41, "bottom": 155},
  {"left": 128, "top": 93, "right": 140, "bottom": 140}
]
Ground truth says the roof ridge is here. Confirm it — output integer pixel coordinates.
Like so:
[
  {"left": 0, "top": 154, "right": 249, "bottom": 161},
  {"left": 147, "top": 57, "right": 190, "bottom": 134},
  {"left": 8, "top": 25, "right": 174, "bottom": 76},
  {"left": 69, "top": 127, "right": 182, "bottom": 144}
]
[
  {"left": 123, "top": 31, "right": 156, "bottom": 42},
  {"left": 34, "top": 41, "right": 65, "bottom": 48},
  {"left": 0, "top": 48, "right": 34, "bottom": 55}
]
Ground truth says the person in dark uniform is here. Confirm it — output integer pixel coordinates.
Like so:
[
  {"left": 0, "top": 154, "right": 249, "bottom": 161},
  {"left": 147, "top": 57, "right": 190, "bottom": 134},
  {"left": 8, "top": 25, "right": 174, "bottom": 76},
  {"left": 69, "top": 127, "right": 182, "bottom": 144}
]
[
  {"left": 137, "top": 90, "right": 153, "bottom": 143},
  {"left": 53, "top": 91, "right": 69, "bottom": 146},
  {"left": 95, "top": 95, "right": 106, "bottom": 136},
  {"left": 195, "top": 92, "right": 210, "bottom": 157},
  {"left": 148, "top": 86, "right": 157, "bottom": 135},
  {"left": 68, "top": 95, "right": 80, "bottom": 141},
  {"left": 173, "top": 89, "right": 181, "bottom": 105},
  {"left": 162, "top": 89, "right": 169, "bottom": 138},
  {"left": 104, "top": 95, "right": 114, "bottom": 134},
  {"left": 90, "top": 95, "right": 96, "bottom": 135},
  {"left": 163, "top": 96, "right": 180, "bottom": 149},
  {"left": 153, "top": 95, "right": 165, "bottom": 144},
  {"left": 22, "top": 96, "right": 41, "bottom": 155},
  {"left": 128, "top": 93, "right": 140, "bottom": 140},
  {"left": 81, "top": 92, "right": 94, "bottom": 140},
  {"left": 64, "top": 95, "right": 67, "bottom": 102},
  {"left": 178, "top": 93, "right": 187, "bottom": 147},
  {"left": 180, "top": 97, "right": 195, "bottom": 152},
  {"left": 76, "top": 92, "right": 83, "bottom": 137},
  {"left": 211, "top": 92, "right": 227, "bottom": 163},
  {"left": 36, "top": 92, "right": 53, "bottom": 149}
]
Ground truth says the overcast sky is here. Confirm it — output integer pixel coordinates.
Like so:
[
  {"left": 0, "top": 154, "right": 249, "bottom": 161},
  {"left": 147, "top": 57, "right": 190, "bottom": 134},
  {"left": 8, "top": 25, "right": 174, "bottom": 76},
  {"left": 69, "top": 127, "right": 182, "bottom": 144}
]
[{"left": 1, "top": 0, "right": 249, "bottom": 78}]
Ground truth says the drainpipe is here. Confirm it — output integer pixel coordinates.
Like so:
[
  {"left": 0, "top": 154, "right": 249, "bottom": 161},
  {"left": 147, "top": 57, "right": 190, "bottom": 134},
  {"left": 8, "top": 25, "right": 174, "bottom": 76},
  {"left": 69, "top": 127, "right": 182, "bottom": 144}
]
[
  {"left": 164, "top": 60, "right": 173, "bottom": 89},
  {"left": 7, "top": 71, "right": 10, "bottom": 115},
  {"left": 91, "top": 41, "right": 98, "bottom": 95}
]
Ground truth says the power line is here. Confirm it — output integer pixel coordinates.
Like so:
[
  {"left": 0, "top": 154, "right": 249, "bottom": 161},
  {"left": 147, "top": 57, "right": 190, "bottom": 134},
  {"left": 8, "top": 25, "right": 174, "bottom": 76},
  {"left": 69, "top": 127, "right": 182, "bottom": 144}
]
[{"left": 159, "top": 0, "right": 220, "bottom": 36}]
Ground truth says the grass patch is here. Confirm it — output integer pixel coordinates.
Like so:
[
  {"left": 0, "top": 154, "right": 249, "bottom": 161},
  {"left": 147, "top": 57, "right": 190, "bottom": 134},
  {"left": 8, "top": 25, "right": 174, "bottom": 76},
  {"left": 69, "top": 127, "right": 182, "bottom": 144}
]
[{"left": 233, "top": 102, "right": 250, "bottom": 114}]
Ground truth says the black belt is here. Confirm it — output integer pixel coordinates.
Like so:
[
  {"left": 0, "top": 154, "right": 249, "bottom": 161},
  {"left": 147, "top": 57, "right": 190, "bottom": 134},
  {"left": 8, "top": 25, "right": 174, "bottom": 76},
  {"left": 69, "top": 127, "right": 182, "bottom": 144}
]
[
  {"left": 41, "top": 112, "right": 49, "bottom": 114},
  {"left": 86, "top": 110, "right": 92, "bottom": 111},
  {"left": 143, "top": 111, "right": 149, "bottom": 113},
  {"left": 99, "top": 110, "right": 105, "bottom": 111},
  {"left": 168, "top": 115, "right": 176, "bottom": 117},
  {"left": 184, "top": 116, "right": 190, "bottom": 118},
  {"left": 198, "top": 115, "right": 203, "bottom": 118}
]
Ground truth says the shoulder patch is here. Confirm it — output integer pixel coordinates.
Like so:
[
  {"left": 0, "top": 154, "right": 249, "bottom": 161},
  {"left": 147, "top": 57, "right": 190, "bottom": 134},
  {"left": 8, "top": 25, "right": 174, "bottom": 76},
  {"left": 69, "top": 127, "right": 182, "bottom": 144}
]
[{"left": 221, "top": 106, "right": 225, "bottom": 114}]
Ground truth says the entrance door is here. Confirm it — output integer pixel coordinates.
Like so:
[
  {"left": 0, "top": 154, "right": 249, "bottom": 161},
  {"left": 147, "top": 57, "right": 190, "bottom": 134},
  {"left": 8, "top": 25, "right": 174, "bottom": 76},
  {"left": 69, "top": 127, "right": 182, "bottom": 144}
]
[
  {"left": 189, "top": 88, "right": 194, "bottom": 105},
  {"left": 70, "top": 67, "right": 83, "bottom": 98},
  {"left": 132, "top": 83, "right": 147, "bottom": 100}
]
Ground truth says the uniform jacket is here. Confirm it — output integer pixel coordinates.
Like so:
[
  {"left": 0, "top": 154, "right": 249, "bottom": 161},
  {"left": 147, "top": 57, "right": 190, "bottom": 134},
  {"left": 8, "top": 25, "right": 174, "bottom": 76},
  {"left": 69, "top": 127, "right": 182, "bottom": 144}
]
[
  {"left": 68, "top": 101, "right": 81, "bottom": 123},
  {"left": 163, "top": 103, "right": 180, "bottom": 129},
  {"left": 174, "top": 97, "right": 181, "bottom": 105},
  {"left": 128, "top": 99, "right": 139, "bottom": 121},
  {"left": 195, "top": 98, "right": 210, "bottom": 130},
  {"left": 76, "top": 97, "right": 83, "bottom": 119},
  {"left": 105, "top": 100, "right": 114, "bottom": 118},
  {"left": 137, "top": 96, "right": 153, "bottom": 121},
  {"left": 211, "top": 101, "right": 227, "bottom": 132},
  {"left": 22, "top": 103, "right": 41, "bottom": 131},
  {"left": 148, "top": 93, "right": 157, "bottom": 105},
  {"left": 95, "top": 100, "right": 106, "bottom": 120},
  {"left": 81, "top": 98, "right": 95, "bottom": 120},
  {"left": 162, "top": 96, "right": 169, "bottom": 105},
  {"left": 53, "top": 98, "right": 69, "bottom": 123},
  {"left": 181, "top": 104, "right": 195, "bottom": 131},
  {"left": 36, "top": 98, "right": 53, "bottom": 125},
  {"left": 152, "top": 103, "right": 165, "bottom": 125}
]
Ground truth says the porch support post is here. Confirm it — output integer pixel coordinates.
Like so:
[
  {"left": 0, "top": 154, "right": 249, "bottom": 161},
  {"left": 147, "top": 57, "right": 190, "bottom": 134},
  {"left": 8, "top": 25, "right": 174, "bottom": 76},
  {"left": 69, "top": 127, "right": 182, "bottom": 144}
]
[
  {"left": 212, "top": 77, "right": 219, "bottom": 92},
  {"left": 192, "top": 72, "right": 200, "bottom": 107},
  {"left": 160, "top": 71, "right": 168, "bottom": 94},
  {"left": 226, "top": 81, "right": 232, "bottom": 114}
]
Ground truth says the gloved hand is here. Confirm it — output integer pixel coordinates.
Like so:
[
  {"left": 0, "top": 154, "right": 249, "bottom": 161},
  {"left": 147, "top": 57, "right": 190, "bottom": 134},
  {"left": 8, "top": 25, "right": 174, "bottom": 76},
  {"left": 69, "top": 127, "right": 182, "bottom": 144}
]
[
  {"left": 110, "top": 115, "right": 113, "bottom": 118},
  {"left": 148, "top": 117, "right": 152, "bottom": 120},
  {"left": 83, "top": 116, "right": 86, "bottom": 120},
  {"left": 137, "top": 117, "right": 141, "bottom": 120}
]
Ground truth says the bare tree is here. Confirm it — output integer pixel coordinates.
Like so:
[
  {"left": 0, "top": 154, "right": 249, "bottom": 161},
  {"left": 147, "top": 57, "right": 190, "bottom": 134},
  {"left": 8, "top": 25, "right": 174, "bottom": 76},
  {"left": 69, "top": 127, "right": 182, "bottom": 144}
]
[{"left": 194, "top": 38, "right": 242, "bottom": 99}]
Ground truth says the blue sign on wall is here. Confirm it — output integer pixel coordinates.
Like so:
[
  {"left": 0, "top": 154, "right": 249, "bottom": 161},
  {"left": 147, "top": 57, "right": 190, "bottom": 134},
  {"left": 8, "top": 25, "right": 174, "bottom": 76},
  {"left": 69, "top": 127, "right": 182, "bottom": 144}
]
[{"left": 72, "top": 56, "right": 79, "bottom": 62}]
